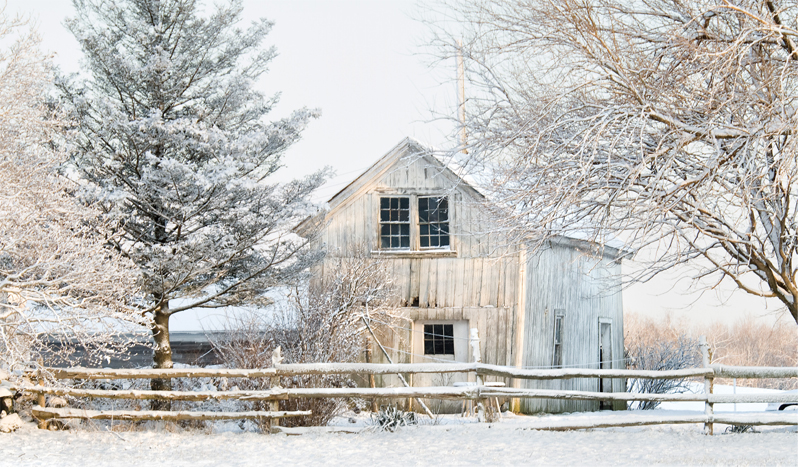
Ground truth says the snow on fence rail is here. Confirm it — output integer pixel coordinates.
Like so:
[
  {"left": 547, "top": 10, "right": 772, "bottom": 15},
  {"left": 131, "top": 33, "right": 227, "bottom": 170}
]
[
  {"left": 44, "top": 363, "right": 713, "bottom": 380},
  {"left": 7, "top": 337, "right": 798, "bottom": 433}
]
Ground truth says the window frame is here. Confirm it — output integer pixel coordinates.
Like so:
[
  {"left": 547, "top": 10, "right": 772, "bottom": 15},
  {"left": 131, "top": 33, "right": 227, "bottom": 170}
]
[
  {"left": 379, "top": 196, "right": 411, "bottom": 249},
  {"left": 376, "top": 193, "right": 453, "bottom": 253},
  {"left": 552, "top": 311, "right": 565, "bottom": 369},
  {"left": 423, "top": 323, "right": 455, "bottom": 356},
  {"left": 417, "top": 196, "right": 450, "bottom": 250}
]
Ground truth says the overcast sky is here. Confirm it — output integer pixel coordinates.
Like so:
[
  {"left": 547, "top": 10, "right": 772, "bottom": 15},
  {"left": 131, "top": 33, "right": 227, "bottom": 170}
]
[{"left": 5, "top": 0, "right": 790, "bottom": 330}]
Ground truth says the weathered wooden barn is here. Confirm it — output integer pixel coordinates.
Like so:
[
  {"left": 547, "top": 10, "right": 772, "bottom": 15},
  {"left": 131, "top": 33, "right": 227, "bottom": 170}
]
[{"left": 299, "top": 138, "right": 625, "bottom": 413}]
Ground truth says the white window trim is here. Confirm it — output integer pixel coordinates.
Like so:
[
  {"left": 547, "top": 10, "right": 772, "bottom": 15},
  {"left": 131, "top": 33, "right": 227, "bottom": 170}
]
[
  {"left": 552, "top": 310, "right": 565, "bottom": 369},
  {"left": 375, "top": 193, "right": 454, "bottom": 254}
]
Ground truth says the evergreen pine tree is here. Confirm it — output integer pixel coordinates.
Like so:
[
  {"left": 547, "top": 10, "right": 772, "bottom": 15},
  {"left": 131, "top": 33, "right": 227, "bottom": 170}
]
[{"left": 60, "top": 0, "right": 326, "bottom": 390}]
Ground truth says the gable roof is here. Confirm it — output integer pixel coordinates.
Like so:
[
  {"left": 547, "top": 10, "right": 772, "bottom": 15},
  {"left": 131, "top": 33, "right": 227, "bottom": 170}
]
[
  {"left": 327, "top": 137, "right": 483, "bottom": 211},
  {"left": 296, "top": 138, "right": 484, "bottom": 236}
]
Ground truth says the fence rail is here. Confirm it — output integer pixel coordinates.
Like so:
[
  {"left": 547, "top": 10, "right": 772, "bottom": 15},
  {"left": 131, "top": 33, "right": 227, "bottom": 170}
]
[
  {"left": 7, "top": 337, "right": 798, "bottom": 434},
  {"left": 18, "top": 384, "right": 799, "bottom": 405},
  {"left": 46, "top": 363, "right": 716, "bottom": 380}
]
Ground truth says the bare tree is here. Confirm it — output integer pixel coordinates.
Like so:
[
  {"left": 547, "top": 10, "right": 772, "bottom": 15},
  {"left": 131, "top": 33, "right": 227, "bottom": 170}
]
[
  {"left": 211, "top": 248, "right": 401, "bottom": 427},
  {"left": 0, "top": 12, "right": 143, "bottom": 373},
  {"left": 427, "top": 0, "right": 797, "bottom": 321}
]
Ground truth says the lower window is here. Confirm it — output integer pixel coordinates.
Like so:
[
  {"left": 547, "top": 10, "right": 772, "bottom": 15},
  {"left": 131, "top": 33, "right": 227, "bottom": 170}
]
[{"left": 423, "top": 324, "right": 454, "bottom": 355}]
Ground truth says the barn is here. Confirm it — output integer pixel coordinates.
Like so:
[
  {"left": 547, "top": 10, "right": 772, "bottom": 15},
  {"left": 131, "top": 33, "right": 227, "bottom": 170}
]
[{"left": 298, "top": 138, "right": 625, "bottom": 413}]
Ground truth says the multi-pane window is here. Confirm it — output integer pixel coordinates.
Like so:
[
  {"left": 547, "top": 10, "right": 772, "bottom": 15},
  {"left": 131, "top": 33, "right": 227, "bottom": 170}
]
[
  {"left": 423, "top": 324, "right": 454, "bottom": 355},
  {"left": 418, "top": 197, "right": 449, "bottom": 248},
  {"left": 380, "top": 197, "right": 410, "bottom": 249},
  {"left": 552, "top": 313, "right": 564, "bottom": 368}
]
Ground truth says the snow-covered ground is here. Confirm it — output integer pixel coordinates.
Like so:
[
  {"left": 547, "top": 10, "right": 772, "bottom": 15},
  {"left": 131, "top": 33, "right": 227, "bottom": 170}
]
[{"left": 2, "top": 409, "right": 796, "bottom": 466}]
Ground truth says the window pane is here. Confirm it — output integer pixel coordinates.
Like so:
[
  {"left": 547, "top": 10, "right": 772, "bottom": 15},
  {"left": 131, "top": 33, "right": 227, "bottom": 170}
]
[
  {"left": 418, "top": 196, "right": 449, "bottom": 249},
  {"left": 379, "top": 197, "right": 411, "bottom": 249},
  {"left": 424, "top": 323, "right": 455, "bottom": 355}
]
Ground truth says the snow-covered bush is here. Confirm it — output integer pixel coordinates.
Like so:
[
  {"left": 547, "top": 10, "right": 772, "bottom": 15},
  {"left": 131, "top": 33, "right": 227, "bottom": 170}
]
[
  {"left": 625, "top": 315, "right": 699, "bottom": 410},
  {"left": 211, "top": 250, "right": 401, "bottom": 427}
]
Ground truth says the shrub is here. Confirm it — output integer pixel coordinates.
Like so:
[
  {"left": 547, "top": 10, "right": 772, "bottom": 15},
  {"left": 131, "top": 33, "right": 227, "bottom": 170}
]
[
  {"left": 210, "top": 250, "right": 401, "bottom": 427},
  {"left": 625, "top": 314, "right": 699, "bottom": 409}
]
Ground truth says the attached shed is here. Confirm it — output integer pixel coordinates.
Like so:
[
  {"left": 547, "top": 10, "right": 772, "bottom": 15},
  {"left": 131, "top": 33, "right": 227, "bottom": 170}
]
[{"left": 299, "top": 138, "right": 625, "bottom": 413}]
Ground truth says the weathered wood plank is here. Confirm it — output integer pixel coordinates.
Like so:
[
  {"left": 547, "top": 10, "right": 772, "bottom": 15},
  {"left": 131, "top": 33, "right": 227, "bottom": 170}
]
[
  {"left": 32, "top": 406, "right": 311, "bottom": 421},
  {"left": 419, "top": 260, "right": 430, "bottom": 307},
  {"left": 712, "top": 365, "right": 798, "bottom": 379},
  {"left": 49, "top": 368, "right": 278, "bottom": 379}
]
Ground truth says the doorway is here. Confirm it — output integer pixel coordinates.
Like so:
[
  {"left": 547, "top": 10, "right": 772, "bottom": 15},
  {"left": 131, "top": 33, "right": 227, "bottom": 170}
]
[{"left": 598, "top": 319, "right": 613, "bottom": 410}]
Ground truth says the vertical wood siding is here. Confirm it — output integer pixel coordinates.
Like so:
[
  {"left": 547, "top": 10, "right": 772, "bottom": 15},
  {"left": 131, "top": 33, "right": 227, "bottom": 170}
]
[
  {"left": 518, "top": 243, "right": 624, "bottom": 413},
  {"left": 311, "top": 146, "right": 624, "bottom": 414}
]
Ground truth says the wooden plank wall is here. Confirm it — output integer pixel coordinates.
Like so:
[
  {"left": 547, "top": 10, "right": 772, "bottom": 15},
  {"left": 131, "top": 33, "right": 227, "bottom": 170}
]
[
  {"left": 316, "top": 155, "right": 521, "bottom": 394},
  {"left": 312, "top": 151, "right": 625, "bottom": 414},
  {"left": 518, "top": 243, "right": 624, "bottom": 413}
]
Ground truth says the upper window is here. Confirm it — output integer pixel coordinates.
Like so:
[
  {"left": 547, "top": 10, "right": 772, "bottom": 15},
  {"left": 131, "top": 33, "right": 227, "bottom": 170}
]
[
  {"left": 380, "top": 197, "right": 410, "bottom": 249},
  {"left": 378, "top": 195, "right": 450, "bottom": 251},
  {"left": 418, "top": 197, "right": 449, "bottom": 248},
  {"left": 424, "top": 324, "right": 454, "bottom": 355}
]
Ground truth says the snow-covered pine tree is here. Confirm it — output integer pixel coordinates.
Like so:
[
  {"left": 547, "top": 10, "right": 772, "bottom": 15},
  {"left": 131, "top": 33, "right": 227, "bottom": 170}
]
[{"left": 59, "top": 0, "right": 327, "bottom": 389}]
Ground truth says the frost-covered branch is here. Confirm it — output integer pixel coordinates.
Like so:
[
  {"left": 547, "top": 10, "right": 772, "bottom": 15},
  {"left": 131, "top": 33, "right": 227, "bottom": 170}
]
[
  {"left": 425, "top": 0, "right": 797, "bottom": 321},
  {"left": 0, "top": 11, "right": 144, "bottom": 373}
]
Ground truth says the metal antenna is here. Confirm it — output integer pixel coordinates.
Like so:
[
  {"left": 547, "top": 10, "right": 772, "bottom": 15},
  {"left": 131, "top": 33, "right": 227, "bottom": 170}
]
[{"left": 456, "top": 39, "right": 467, "bottom": 154}]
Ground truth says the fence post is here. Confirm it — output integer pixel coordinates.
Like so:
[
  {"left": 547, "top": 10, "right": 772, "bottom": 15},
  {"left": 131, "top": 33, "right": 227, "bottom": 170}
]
[
  {"left": 35, "top": 366, "right": 49, "bottom": 430},
  {"left": 269, "top": 347, "right": 283, "bottom": 433},
  {"left": 699, "top": 335, "right": 714, "bottom": 435},
  {"left": 470, "top": 328, "right": 489, "bottom": 422}
]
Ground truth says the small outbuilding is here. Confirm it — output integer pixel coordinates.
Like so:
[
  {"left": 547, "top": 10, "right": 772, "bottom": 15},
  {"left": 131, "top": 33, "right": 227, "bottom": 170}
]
[{"left": 299, "top": 138, "right": 626, "bottom": 413}]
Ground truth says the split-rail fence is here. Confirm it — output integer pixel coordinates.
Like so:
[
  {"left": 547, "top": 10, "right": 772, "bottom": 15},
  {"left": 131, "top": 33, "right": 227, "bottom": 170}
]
[{"left": 7, "top": 342, "right": 796, "bottom": 435}]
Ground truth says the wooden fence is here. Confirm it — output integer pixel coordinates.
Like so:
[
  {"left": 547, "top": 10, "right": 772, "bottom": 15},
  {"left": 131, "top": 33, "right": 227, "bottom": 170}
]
[{"left": 7, "top": 346, "right": 796, "bottom": 434}]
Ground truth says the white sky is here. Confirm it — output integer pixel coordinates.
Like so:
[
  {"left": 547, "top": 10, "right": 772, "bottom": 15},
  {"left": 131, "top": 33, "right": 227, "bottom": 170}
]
[{"left": 5, "top": 0, "right": 792, "bottom": 330}]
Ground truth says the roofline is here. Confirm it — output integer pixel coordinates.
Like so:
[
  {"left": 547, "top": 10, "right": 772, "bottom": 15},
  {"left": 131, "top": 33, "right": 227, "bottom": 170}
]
[
  {"left": 547, "top": 235, "right": 633, "bottom": 261},
  {"left": 326, "top": 138, "right": 422, "bottom": 205}
]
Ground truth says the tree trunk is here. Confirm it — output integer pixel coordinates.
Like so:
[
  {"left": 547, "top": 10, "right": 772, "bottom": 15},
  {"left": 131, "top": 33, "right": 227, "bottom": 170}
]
[{"left": 150, "top": 300, "right": 173, "bottom": 411}]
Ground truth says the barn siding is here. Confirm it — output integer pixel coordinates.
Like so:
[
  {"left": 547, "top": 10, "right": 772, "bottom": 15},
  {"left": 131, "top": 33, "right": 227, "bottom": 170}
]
[
  {"left": 307, "top": 139, "right": 624, "bottom": 414},
  {"left": 518, "top": 242, "right": 624, "bottom": 413}
]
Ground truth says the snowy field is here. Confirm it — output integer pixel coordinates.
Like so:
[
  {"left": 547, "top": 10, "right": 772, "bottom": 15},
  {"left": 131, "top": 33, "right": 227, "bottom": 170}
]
[{"left": 2, "top": 409, "right": 797, "bottom": 467}]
